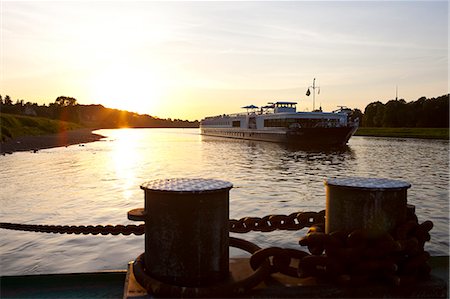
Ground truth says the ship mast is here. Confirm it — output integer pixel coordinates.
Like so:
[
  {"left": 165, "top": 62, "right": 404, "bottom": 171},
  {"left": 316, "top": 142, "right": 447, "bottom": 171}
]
[{"left": 306, "top": 78, "right": 320, "bottom": 111}]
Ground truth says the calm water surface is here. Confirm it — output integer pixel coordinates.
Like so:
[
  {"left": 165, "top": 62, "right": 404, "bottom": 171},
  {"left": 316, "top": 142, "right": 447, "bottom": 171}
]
[{"left": 1, "top": 128, "right": 448, "bottom": 275}]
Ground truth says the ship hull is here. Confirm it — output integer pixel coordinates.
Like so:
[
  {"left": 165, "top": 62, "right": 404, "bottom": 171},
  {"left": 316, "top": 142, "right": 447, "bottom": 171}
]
[{"left": 201, "top": 126, "right": 357, "bottom": 147}]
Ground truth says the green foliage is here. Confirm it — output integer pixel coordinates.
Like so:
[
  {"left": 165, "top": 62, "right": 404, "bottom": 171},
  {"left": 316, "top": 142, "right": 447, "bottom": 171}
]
[
  {"left": 1, "top": 126, "right": 12, "bottom": 141},
  {"left": 355, "top": 127, "right": 449, "bottom": 140},
  {"left": 363, "top": 101, "right": 385, "bottom": 127},
  {"left": 55, "top": 96, "right": 77, "bottom": 107},
  {"left": 0, "top": 113, "right": 82, "bottom": 141},
  {"left": 0, "top": 94, "right": 199, "bottom": 128},
  {"left": 362, "top": 95, "right": 449, "bottom": 128}
]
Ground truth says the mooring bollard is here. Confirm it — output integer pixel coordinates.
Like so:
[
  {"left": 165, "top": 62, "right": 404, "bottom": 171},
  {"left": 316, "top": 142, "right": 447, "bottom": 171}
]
[
  {"left": 128, "top": 178, "right": 232, "bottom": 287},
  {"left": 325, "top": 177, "right": 411, "bottom": 237}
]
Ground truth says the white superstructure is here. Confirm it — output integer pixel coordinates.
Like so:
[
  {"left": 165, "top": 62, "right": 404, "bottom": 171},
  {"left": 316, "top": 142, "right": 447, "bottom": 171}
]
[{"left": 200, "top": 102, "right": 359, "bottom": 146}]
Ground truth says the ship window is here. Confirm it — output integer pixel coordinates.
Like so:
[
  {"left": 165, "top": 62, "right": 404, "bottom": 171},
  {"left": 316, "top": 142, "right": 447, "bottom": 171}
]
[
  {"left": 264, "top": 118, "right": 299, "bottom": 127},
  {"left": 232, "top": 121, "right": 240, "bottom": 127}
]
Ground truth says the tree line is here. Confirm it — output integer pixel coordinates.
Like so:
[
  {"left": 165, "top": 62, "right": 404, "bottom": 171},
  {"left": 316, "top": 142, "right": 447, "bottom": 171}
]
[
  {"left": 0, "top": 95, "right": 199, "bottom": 128},
  {"left": 1, "top": 94, "right": 448, "bottom": 128},
  {"left": 360, "top": 94, "right": 448, "bottom": 128}
]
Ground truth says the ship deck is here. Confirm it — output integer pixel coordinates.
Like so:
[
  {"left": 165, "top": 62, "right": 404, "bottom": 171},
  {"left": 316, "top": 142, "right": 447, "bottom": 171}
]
[{"left": 1, "top": 256, "right": 448, "bottom": 298}]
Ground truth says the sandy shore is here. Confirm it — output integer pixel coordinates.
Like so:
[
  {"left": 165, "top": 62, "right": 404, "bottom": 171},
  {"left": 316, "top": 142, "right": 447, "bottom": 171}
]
[{"left": 1, "top": 129, "right": 105, "bottom": 154}]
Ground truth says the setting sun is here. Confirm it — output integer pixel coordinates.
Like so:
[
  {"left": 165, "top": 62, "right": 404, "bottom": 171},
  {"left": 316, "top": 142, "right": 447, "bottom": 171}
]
[
  {"left": 88, "top": 62, "right": 166, "bottom": 115},
  {"left": 1, "top": 1, "right": 447, "bottom": 121}
]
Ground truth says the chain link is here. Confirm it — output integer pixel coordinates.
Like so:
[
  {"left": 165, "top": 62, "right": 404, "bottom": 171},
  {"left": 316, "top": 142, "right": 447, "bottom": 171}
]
[
  {"left": 0, "top": 210, "right": 325, "bottom": 235},
  {"left": 0, "top": 209, "right": 435, "bottom": 293},
  {"left": 0, "top": 222, "right": 145, "bottom": 235},
  {"left": 229, "top": 210, "right": 325, "bottom": 233},
  {"left": 249, "top": 212, "right": 434, "bottom": 287}
]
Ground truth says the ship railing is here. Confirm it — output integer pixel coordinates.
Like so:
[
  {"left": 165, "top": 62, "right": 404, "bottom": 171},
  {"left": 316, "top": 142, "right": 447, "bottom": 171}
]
[{"left": 207, "top": 112, "right": 257, "bottom": 119}]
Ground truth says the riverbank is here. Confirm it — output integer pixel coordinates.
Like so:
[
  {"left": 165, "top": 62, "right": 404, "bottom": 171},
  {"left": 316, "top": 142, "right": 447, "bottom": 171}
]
[
  {"left": 0, "top": 129, "right": 105, "bottom": 154},
  {"left": 2, "top": 125, "right": 448, "bottom": 154},
  {"left": 355, "top": 127, "right": 449, "bottom": 140},
  {"left": 1, "top": 113, "right": 84, "bottom": 141}
]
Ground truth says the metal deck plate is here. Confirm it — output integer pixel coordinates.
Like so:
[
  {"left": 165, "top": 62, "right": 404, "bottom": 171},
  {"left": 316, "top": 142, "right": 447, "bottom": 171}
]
[
  {"left": 325, "top": 177, "right": 411, "bottom": 190},
  {"left": 140, "top": 178, "right": 233, "bottom": 193}
]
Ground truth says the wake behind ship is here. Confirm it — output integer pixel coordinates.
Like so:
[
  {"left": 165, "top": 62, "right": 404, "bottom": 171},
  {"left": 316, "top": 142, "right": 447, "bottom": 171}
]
[{"left": 200, "top": 102, "right": 359, "bottom": 146}]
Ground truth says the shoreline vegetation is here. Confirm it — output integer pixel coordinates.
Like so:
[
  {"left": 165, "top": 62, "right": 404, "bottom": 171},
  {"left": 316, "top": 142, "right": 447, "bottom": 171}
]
[
  {"left": 1, "top": 91, "right": 449, "bottom": 154},
  {"left": 1, "top": 113, "right": 448, "bottom": 154},
  {"left": 0, "top": 113, "right": 105, "bottom": 153},
  {"left": 354, "top": 127, "right": 449, "bottom": 140},
  {"left": 1, "top": 113, "right": 83, "bottom": 141},
  {"left": 1, "top": 128, "right": 105, "bottom": 154}
]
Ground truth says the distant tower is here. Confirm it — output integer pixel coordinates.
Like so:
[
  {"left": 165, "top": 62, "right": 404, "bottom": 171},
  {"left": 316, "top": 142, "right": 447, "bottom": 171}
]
[{"left": 396, "top": 85, "right": 398, "bottom": 101}]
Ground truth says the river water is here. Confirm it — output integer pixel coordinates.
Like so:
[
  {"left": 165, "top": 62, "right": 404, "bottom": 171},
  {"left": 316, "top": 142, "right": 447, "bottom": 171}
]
[{"left": 1, "top": 128, "right": 448, "bottom": 275}]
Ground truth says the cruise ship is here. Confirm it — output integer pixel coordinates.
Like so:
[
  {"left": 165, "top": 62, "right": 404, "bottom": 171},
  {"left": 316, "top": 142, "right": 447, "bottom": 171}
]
[{"left": 200, "top": 102, "right": 359, "bottom": 146}]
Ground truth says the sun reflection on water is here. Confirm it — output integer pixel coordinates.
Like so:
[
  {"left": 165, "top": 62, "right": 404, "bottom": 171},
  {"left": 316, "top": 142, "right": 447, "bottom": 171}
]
[
  {"left": 0, "top": 129, "right": 448, "bottom": 276},
  {"left": 109, "top": 129, "right": 144, "bottom": 200}
]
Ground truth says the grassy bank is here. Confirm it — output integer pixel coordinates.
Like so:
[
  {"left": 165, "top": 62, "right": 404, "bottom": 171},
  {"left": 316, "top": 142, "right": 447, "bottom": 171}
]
[
  {"left": 355, "top": 127, "right": 449, "bottom": 140},
  {"left": 1, "top": 113, "right": 83, "bottom": 142}
]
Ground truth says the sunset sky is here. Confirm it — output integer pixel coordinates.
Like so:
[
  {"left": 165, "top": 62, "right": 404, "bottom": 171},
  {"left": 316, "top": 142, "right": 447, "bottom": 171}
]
[{"left": 1, "top": 1, "right": 448, "bottom": 121}]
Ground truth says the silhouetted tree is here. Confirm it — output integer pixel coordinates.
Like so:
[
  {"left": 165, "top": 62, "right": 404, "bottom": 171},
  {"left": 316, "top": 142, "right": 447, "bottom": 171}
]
[
  {"left": 52, "top": 96, "right": 80, "bottom": 123},
  {"left": 362, "top": 95, "right": 449, "bottom": 128},
  {"left": 351, "top": 108, "right": 363, "bottom": 123},
  {"left": 55, "top": 96, "right": 77, "bottom": 107},
  {"left": 4, "top": 95, "right": 12, "bottom": 105},
  {"left": 363, "top": 101, "right": 384, "bottom": 127},
  {"left": 383, "top": 100, "right": 405, "bottom": 127},
  {"left": 435, "top": 94, "right": 450, "bottom": 127}
]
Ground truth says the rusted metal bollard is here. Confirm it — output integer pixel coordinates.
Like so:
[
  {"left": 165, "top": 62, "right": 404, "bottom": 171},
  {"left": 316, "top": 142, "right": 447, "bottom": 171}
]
[
  {"left": 128, "top": 178, "right": 232, "bottom": 287},
  {"left": 325, "top": 177, "right": 411, "bottom": 237}
]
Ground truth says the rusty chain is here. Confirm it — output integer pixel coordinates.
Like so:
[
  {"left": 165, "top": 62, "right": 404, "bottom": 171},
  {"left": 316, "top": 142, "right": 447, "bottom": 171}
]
[
  {"left": 0, "top": 210, "right": 325, "bottom": 235},
  {"left": 133, "top": 237, "right": 272, "bottom": 297},
  {"left": 0, "top": 210, "right": 323, "bottom": 297},
  {"left": 229, "top": 210, "right": 325, "bottom": 233},
  {"left": 249, "top": 210, "right": 434, "bottom": 287},
  {"left": 131, "top": 209, "right": 433, "bottom": 296},
  {"left": 0, "top": 209, "right": 435, "bottom": 295},
  {"left": 0, "top": 223, "right": 146, "bottom": 235}
]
